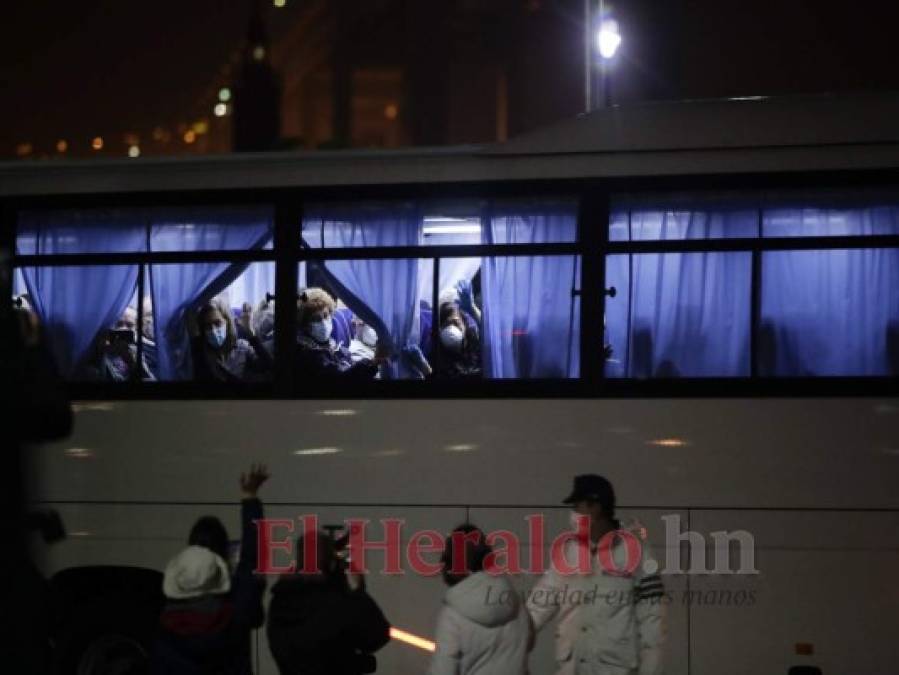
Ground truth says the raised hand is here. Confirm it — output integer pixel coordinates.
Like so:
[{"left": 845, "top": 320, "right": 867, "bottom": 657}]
[{"left": 240, "top": 462, "right": 270, "bottom": 499}]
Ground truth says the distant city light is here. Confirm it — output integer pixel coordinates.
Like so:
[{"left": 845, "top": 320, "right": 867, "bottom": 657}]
[
  {"left": 128, "top": 145, "right": 141, "bottom": 158},
  {"left": 16, "top": 142, "right": 33, "bottom": 157},
  {"left": 124, "top": 132, "right": 140, "bottom": 146},
  {"left": 214, "top": 103, "right": 228, "bottom": 117},
  {"left": 273, "top": 0, "right": 286, "bottom": 7},
  {"left": 384, "top": 103, "right": 399, "bottom": 120},
  {"left": 183, "top": 130, "right": 197, "bottom": 144},
  {"left": 91, "top": 136, "right": 104, "bottom": 151},
  {"left": 596, "top": 18, "right": 622, "bottom": 59},
  {"left": 218, "top": 87, "right": 231, "bottom": 102},
  {"left": 56, "top": 139, "right": 68, "bottom": 153},
  {"left": 192, "top": 120, "right": 209, "bottom": 135},
  {"left": 252, "top": 45, "right": 266, "bottom": 61}
]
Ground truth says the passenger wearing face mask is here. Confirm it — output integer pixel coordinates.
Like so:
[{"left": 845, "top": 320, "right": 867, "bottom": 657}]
[
  {"left": 434, "top": 302, "right": 482, "bottom": 380},
  {"left": 191, "top": 298, "right": 273, "bottom": 383},
  {"left": 295, "top": 288, "right": 387, "bottom": 382}
]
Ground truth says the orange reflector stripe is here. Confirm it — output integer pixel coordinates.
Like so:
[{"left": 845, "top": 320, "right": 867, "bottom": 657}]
[{"left": 390, "top": 627, "right": 436, "bottom": 652}]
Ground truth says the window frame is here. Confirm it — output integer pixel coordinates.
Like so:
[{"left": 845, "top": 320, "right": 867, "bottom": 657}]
[{"left": 5, "top": 169, "right": 899, "bottom": 399}]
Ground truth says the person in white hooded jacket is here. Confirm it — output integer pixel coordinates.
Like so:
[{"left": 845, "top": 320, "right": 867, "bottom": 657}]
[
  {"left": 528, "top": 475, "right": 665, "bottom": 675},
  {"left": 428, "top": 524, "right": 531, "bottom": 675}
]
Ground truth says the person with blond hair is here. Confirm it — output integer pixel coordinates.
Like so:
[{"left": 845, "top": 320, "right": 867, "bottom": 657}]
[{"left": 295, "top": 287, "right": 388, "bottom": 382}]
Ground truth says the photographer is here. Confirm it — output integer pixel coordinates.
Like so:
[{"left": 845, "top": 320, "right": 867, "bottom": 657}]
[
  {"left": 266, "top": 530, "right": 391, "bottom": 675},
  {"left": 83, "top": 307, "right": 156, "bottom": 381}
]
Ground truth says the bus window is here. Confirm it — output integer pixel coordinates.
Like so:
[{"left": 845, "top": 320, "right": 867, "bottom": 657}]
[
  {"left": 298, "top": 259, "right": 424, "bottom": 381},
  {"left": 609, "top": 194, "right": 759, "bottom": 241},
  {"left": 302, "top": 202, "right": 420, "bottom": 248},
  {"left": 605, "top": 252, "right": 752, "bottom": 378},
  {"left": 16, "top": 209, "right": 148, "bottom": 255},
  {"left": 760, "top": 248, "right": 899, "bottom": 376},
  {"left": 148, "top": 262, "right": 275, "bottom": 382},
  {"left": 149, "top": 206, "right": 274, "bottom": 250},
  {"left": 479, "top": 255, "right": 580, "bottom": 379},
  {"left": 15, "top": 265, "right": 145, "bottom": 380},
  {"left": 763, "top": 203, "right": 899, "bottom": 237}
]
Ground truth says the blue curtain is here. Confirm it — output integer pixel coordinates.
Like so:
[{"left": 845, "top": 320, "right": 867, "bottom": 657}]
[
  {"left": 148, "top": 208, "right": 273, "bottom": 380},
  {"left": 763, "top": 205, "right": 899, "bottom": 237},
  {"left": 16, "top": 210, "right": 147, "bottom": 377},
  {"left": 481, "top": 201, "right": 580, "bottom": 378},
  {"left": 606, "top": 252, "right": 752, "bottom": 378},
  {"left": 760, "top": 248, "right": 899, "bottom": 376},
  {"left": 16, "top": 209, "right": 148, "bottom": 254},
  {"left": 21, "top": 265, "right": 138, "bottom": 377},
  {"left": 303, "top": 203, "right": 422, "bottom": 378}
]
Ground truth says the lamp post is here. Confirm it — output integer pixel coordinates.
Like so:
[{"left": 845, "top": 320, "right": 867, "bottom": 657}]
[{"left": 585, "top": 0, "right": 622, "bottom": 111}]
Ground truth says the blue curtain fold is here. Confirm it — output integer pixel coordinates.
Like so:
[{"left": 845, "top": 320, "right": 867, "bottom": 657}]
[
  {"left": 302, "top": 203, "right": 422, "bottom": 378},
  {"left": 21, "top": 265, "right": 138, "bottom": 377},
  {"left": 481, "top": 201, "right": 580, "bottom": 378}
]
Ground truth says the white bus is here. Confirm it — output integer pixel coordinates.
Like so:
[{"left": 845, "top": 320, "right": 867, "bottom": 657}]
[{"left": 4, "top": 93, "right": 899, "bottom": 675}]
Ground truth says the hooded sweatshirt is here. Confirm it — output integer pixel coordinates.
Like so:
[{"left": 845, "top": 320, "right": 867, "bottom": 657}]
[
  {"left": 266, "top": 574, "right": 391, "bottom": 675},
  {"left": 429, "top": 572, "right": 531, "bottom": 675}
]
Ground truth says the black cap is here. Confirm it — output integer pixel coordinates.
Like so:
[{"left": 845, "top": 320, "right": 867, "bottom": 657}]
[{"left": 562, "top": 474, "right": 616, "bottom": 513}]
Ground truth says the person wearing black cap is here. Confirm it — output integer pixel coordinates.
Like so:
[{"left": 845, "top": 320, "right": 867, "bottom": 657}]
[{"left": 526, "top": 474, "right": 666, "bottom": 675}]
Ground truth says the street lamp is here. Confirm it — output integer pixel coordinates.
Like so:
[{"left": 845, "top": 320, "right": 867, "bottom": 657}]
[
  {"left": 597, "top": 18, "right": 622, "bottom": 59},
  {"left": 584, "top": 1, "right": 622, "bottom": 111}
]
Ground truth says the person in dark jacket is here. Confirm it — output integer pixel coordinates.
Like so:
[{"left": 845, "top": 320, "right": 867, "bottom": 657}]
[
  {"left": 152, "top": 463, "right": 269, "bottom": 675},
  {"left": 267, "top": 530, "right": 391, "bottom": 675},
  {"left": 294, "top": 288, "right": 387, "bottom": 383},
  {"left": 433, "top": 302, "right": 482, "bottom": 380},
  {"left": 192, "top": 298, "right": 273, "bottom": 383}
]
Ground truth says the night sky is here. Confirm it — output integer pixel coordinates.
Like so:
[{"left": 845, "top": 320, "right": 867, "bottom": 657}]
[{"left": 3, "top": 0, "right": 899, "bottom": 157}]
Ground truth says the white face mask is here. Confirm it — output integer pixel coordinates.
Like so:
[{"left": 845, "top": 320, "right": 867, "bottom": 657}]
[
  {"left": 359, "top": 325, "right": 378, "bottom": 348},
  {"left": 307, "top": 317, "right": 333, "bottom": 344},
  {"left": 440, "top": 325, "right": 464, "bottom": 353}
]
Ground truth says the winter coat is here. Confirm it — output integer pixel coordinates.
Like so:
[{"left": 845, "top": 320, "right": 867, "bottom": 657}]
[
  {"left": 266, "top": 574, "right": 390, "bottom": 675},
  {"left": 294, "top": 335, "right": 379, "bottom": 382},
  {"left": 192, "top": 334, "right": 273, "bottom": 383},
  {"left": 152, "top": 499, "right": 266, "bottom": 675},
  {"left": 428, "top": 572, "right": 530, "bottom": 675},
  {"left": 527, "top": 525, "right": 665, "bottom": 675}
]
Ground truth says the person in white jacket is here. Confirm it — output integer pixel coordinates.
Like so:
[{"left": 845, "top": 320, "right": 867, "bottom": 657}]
[
  {"left": 428, "top": 524, "right": 531, "bottom": 675},
  {"left": 527, "top": 475, "right": 666, "bottom": 675}
]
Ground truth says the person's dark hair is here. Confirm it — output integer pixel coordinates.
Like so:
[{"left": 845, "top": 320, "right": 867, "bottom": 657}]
[
  {"left": 188, "top": 516, "right": 229, "bottom": 561},
  {"left": 197, "top": 299, "right": 237, "bottom": 353},
  {"left": 441, "top": 524, "right": 491, "bottom": 586},
  {"left": 438, "top": 303, "right": 464, "bottom": 329}
]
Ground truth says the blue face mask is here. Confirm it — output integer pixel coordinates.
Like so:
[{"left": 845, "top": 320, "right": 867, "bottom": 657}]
[
  {"left": 205, "top": 325, "right": 227, "bottom": 349},
  {"left": 307, "top": 317, "right": 333, "bottom": 344}
]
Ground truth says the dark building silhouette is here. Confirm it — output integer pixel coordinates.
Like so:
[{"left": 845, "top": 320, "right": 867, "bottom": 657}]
[{"left": 233, "top": 4, "right": 283, "bottom": 152}]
